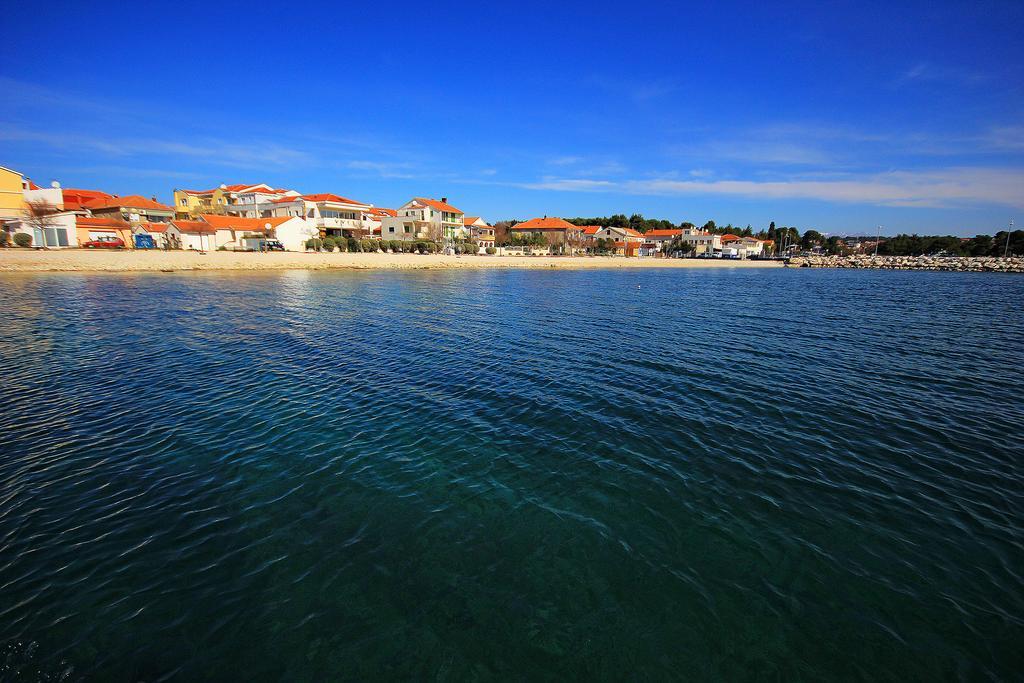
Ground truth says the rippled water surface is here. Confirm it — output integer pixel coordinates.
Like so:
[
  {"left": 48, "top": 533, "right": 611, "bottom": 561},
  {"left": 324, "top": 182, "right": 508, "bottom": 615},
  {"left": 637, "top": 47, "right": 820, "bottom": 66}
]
[{"left": 1, "top": 268, "right": 1022, "bottom": 681}]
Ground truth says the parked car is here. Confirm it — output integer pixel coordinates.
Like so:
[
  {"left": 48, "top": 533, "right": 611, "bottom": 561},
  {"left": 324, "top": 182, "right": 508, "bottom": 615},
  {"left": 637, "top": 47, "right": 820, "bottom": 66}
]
[
  {"left": 82, "top": 236, "right": 125, "bottom": 249},
  {"left": 254, "top": 239, "right": 285, "bottom": 251}
]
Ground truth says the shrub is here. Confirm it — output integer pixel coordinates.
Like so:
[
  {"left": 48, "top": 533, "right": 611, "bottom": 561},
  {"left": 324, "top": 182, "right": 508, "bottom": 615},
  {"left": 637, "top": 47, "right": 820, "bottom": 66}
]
[
  {"left": 0, "top": 231, "right": 10, "bottom": 247},
  {"left": 305, "top": 238, "right": 323, "bottom": 251},
  {"left": 217, "top": 245, "right": 227, "bottom": 251},
  {"left": 13, "top": 233, "right": 32, "bottom": 248},
  {"left": 346, "top": 237, "right": 359, "bottom": 253},
  {"left": 322, "top": 237, "right": 336, "bottom": 252},
  {"left": 485, "top": 246, "right": 496, "bottom": 255},
  {"left": 360, "top": 239, "right": 377, "bottom": 253}
]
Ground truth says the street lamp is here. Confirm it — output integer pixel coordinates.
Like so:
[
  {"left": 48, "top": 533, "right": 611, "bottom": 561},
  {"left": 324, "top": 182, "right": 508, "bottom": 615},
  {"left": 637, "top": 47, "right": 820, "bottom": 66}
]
[{"left": 1004, "top": 219, "right": 1014, "bottom": 258}]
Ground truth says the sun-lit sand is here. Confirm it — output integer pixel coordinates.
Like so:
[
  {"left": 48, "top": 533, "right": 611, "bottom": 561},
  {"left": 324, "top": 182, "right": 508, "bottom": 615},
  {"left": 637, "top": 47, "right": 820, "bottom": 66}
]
[{"left": 0, "top": 249, "right": 784, "bottom": 273}]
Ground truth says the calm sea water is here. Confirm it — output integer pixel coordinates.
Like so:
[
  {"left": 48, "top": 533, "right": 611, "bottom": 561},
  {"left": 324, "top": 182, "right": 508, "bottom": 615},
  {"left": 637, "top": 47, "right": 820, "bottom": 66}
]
[{"left": 0, "top": 267, "right": 1021, "bottom": 681}]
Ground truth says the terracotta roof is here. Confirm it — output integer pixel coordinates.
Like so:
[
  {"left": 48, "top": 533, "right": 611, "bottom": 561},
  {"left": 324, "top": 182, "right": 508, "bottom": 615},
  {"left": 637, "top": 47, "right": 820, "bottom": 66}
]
[
  {"left": 84, "top": 194, "right": 172, "bottom": 211},
  {"left": 623, "top": 228, "right": 644, "bottom": 238},
  {"left": 76, "top": 216, "right": 130, "bottom": 229},
  {"left": 137, "top": 221, "right": 169, "bottom": 233},
  {"left": 463, "top": 216, "right": 482, "bottom": 225},
  {"left": 511, "top": 217, "right": 577, "bottom": 231},
  {"left": 644, "top": 229, "right": 682, "bottom": 238},
  {"left": 170, "top": 220, "right": 215, "bottom": 234},
  {"left": 63, "top": 188, "right": 115, "bottom": 211},
  {"left": 720, "top": 233, "right": 741, "bottom": 242},
  {"left": 414, "top": 197, "right": 463, "bottom": 214},
  {"left": 301, "top": 193, "right": 369, "bottom": 206},
  {"left": 270, "top": 196, "right": 303, "bottom": 204},
  {"left": 580, "top": 225, "right": 601, "bottom": 235},
  {"left": 199, "top": 214, "right": 292, "bottom": 231},
  {"left": 368, "top": 207, "right": 396, "bottom": 217}
]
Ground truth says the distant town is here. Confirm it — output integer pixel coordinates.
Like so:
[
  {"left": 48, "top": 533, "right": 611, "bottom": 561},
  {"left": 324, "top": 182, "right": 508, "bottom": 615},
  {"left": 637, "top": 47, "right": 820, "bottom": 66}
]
[{"left": 2, "top": 165, "right": 1020, "bottom": 259}]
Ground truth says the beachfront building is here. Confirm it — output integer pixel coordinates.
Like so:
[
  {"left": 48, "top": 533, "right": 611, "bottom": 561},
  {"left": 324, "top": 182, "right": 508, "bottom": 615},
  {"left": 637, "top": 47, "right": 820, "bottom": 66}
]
[
  {"left": 166, "top": 220, "right": 216, "bottom": 251},
  {"left": 1, "top": 172, "right": 83, "bottom": 248},
  {"left": 379, "top": 197, "right": 465, "bottom": 243},
  {"left": 587, "top": 225, "right": 645, "bottom": 256},
  {"left": 509, "top": 217, "right": 585, "bottom": 254},
  {"left": 132, "top": 222, "right": 170, "bottom": 249},
  {"left": 75, "top": 216, "right": 134, "bottom": 247},
  {"left": 721, "top": 234, "right": 766, "bottom": 258},
  {"left": 639, "top": 229, "right": 682, "bottom": 256},
  {"left": 464, "top": 216, "right": 495, "bottom": 251},
  {"left": 267, "top": 194, "right": 376, "bottom": 239},
  {"left": 199, "top": 214, "right": 317, "bottom": 252},
  {"left": 84, "top": 195, "right": 174, "bottom": 224}
]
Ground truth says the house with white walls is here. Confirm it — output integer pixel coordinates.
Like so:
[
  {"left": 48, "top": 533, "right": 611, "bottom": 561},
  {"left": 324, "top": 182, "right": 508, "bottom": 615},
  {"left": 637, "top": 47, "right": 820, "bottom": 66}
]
[
  {"left": 199, "top": 214, "right": 318, "bottom": 252},
  {"left": 166, "top": 220, "right": 216, "bottom": 251},
  {"left": 267, "top": 193, "right": 376, "bottom": 239},
  {"left": 379, "top": 197, "right": 465, "bottom": 242}
]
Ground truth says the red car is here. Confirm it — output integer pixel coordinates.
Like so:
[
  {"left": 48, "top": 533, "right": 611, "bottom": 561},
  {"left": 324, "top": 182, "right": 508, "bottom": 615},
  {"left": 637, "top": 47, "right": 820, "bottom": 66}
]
[{"left": 82, "top": 236, "right": 125, "bottom": 249}]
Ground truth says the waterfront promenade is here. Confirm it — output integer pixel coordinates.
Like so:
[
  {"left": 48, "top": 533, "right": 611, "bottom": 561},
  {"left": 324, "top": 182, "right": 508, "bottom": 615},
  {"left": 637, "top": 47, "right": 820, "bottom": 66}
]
[{"left": 0, "top": 250, "right": 783, "bottom": 273}]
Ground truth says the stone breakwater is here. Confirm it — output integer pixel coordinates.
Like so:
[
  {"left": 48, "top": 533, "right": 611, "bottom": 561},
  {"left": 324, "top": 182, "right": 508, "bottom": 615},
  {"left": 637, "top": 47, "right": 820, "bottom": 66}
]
[{"left": 788, "top": 254, "right": 1024, "bottom": 273}]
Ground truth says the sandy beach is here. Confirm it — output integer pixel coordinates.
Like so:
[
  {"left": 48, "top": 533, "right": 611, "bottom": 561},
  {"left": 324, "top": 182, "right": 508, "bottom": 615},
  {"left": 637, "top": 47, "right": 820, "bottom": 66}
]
[{"left": 0, "top": 249, "right": 784, "bottom": 273}]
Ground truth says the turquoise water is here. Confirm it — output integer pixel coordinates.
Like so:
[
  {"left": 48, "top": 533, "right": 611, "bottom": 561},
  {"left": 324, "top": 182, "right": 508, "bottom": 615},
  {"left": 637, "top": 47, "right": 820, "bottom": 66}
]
[{"left": 0, "top": 268, "right": 1022, "bottom": 681}]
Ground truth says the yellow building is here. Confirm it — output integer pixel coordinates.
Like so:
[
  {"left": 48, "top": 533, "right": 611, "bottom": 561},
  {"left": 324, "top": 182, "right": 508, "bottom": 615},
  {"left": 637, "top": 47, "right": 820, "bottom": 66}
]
[
  {"left": 0, "top": 165, "right": 26, "bottom": 223},
  {"left": 172, "top": 186, "right": 230, "bottom": 219}
]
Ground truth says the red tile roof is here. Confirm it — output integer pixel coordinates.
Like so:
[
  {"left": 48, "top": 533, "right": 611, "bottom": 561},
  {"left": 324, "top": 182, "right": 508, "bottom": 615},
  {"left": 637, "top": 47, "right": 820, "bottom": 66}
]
[
  {"left": 414, "top": 197, "right": 463, "bottom": 214},
  {"left": 623, "top": 228, "right": 644, "bottom": 238},
  {"left": 580, "top": 225, "right": 601, "bottom": 235},
  {"left": 199, "top": 214, "right": 293, "bottom": 231},
  {"left": 644, "top": 229, "right": 682, "bottom": 238},
  {"left": 369, "top": 207, "right": 397, "bottom": 217},
  {"left": 720, "top": 233, "right": 741, "bottom": 242},
  {"left": 76, "top": 216, "right": 131, "bottom": 229},
  {"left": 138, "top": 221, "right": 169, "bottom": 233},
  {"left": 63, "top": 188, "right": 115, "bottom": 211},
  {"left": 84, "top": 194, "right": 172, "bottom": 211},
  {"left": 170, "top": 220, "right": 215, "bottom": 234},
  {"left": 512, "top": 217, "right": 577, "bottom": 231},
  {"left": 301, "top": 193, "right": 369, "bottom": 206}
]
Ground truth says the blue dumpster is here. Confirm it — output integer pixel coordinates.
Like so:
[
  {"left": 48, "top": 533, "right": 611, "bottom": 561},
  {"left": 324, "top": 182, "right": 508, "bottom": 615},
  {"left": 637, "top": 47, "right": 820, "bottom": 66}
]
[{"left": 134, "top": 234, "right": 155, "bottom": 249}]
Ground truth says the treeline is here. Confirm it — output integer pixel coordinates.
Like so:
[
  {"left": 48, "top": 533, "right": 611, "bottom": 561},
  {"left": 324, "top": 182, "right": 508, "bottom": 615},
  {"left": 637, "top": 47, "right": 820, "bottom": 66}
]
[{"left": 877, "top": 231, "right": 1023, "bottom": 256}]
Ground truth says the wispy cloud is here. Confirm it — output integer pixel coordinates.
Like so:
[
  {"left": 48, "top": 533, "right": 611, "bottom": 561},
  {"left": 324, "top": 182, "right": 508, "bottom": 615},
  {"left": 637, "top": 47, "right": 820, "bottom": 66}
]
[
  {"left": 892, "top": 62, "right": 992, "bottom": 88},
  {"left": 521, "top": 167, "right": 1024, "bottom": 209}
]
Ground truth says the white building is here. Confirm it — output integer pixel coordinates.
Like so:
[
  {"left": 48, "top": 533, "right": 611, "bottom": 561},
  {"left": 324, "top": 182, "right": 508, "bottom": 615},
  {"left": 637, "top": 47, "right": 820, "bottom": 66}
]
[
  {"left": 267, "top": 194, "right": 376, "bottom": 238},
  {"left": 199, "top": 214, "right": 319, "bottom": 252},
  {"left": 9, "top": 180, "right": 78, "bottom": 248},
  {"left": 721, "top": 235, "right": 765, "bottom": 258},
  {"left": 166, "top": 220, "right": 216, "bottom": 251},
  {"left": 380, "top": 197, "right": 465, "bottom": 242},
  {"left": 464, "top": 216, "right": 495, "bottom": 251}
]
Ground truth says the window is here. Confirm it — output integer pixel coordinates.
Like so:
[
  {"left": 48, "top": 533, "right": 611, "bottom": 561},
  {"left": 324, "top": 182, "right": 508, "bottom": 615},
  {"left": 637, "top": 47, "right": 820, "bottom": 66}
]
[
  {"left": 403, "top": 225, "right": 411, "bottom": 233},
  {"left": 388, "top": 226, "right": 395, "bottom": 233},
  {"left": 180, "top": 198, "right": 187, "bottom": 206}
]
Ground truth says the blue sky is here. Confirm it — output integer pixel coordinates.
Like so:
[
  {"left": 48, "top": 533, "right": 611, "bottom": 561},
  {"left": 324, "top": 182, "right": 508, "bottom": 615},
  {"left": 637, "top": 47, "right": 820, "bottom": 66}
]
[{"left": 2, "top": 0, "right": 1022, "bottom": 236}]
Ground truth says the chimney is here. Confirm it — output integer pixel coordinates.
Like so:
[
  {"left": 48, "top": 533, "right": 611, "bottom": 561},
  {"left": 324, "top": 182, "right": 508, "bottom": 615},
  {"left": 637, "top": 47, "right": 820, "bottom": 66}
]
[{"left": 441, "top": 197, "right": 448, "bottom": 204}]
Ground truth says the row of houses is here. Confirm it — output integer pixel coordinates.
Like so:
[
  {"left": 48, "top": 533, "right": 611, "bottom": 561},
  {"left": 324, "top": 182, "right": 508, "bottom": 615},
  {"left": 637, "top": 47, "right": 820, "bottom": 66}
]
[
  {"left": 2, "top": 164, "right": 770, "bottom": 256},
  {"left": 506, "top": 217, "right": 772, "bottom": 257},
  {"left": 0, "top": 167, "right": 498, "bottom": 251}
]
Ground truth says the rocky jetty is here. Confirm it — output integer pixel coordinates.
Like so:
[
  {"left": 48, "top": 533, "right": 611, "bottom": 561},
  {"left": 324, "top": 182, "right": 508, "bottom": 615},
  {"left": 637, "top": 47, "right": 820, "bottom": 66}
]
[{"left": 787, "top": 254, "right": 1024, "bottom": 273}]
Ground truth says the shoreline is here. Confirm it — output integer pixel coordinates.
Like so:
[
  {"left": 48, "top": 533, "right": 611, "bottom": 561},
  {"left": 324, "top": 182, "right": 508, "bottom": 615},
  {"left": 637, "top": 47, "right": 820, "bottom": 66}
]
[{"left": 0, "top": 249, "right": 784, "bottom": 273}]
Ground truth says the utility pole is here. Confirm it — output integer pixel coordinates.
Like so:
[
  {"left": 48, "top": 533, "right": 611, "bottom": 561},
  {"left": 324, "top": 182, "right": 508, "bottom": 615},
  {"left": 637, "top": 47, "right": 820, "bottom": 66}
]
[
  {"left": 874, "top": 225, "right": 881, "bottom": 257},
  {"left": 1004, "top": 219, "right": 1014, "bottom": 258}
]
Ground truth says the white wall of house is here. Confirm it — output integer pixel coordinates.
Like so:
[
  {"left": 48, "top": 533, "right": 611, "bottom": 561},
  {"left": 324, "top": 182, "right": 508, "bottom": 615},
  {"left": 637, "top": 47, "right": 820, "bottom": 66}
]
[
  {"left": 167, "top": 225, "right": 214, "bottom": 251},
  {"left": 275, "top": 217, "right": 320, "bottom": 252},
  {"left": 9, "top": 212, "right": 77, "bottom": 248}
]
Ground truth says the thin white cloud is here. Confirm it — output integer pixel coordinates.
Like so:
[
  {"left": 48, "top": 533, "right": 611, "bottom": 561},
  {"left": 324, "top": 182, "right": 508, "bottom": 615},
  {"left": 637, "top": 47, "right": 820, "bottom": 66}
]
[{"left": 522, "top": 168, "right": 1024, "bottom": 209}]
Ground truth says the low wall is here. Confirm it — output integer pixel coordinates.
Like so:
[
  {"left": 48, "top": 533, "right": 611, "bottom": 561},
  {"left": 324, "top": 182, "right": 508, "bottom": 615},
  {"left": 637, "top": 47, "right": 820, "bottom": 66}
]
[{"left": 788, "top": 255, "right": 1024, "bottom": 273}]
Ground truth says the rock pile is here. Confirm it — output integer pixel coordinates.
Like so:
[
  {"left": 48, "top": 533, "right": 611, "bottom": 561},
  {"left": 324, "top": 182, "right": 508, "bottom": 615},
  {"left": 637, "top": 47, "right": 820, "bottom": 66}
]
[{"left": 787, "top": 255, "right": 1024, "bottom": 273}]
